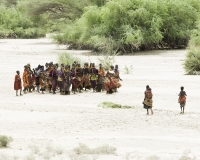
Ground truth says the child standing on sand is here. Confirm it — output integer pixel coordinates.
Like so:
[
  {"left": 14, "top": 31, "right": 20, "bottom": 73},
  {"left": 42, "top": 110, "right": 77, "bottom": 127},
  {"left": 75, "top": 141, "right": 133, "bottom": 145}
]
[
  {"left": 178, "top": 86, "right": 187, "bottom": 114},
  {"left": 14, "top": 71, "right": 22, "bottom": 96}
]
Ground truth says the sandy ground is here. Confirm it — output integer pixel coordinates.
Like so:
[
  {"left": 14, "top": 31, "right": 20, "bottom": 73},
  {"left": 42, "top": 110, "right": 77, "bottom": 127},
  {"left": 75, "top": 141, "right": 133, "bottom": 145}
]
[{"left": 0, "top": 38, "right": 200, "bottom": 160}]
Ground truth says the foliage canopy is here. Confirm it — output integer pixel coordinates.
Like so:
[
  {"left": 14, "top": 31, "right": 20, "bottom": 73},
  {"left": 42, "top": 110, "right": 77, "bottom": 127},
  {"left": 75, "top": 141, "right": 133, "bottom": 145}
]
[
  {"left": 184, "top": 21, "right": 200, "bottom": 74},
  {"left": 54, "top": 0, "right": 200, "bottom": 53},
  {"left": 0, "top": 0, "right": 200, "bottom": 54},
  {"left": 0, "top": 4, "right": 46, "bottom": 38}
]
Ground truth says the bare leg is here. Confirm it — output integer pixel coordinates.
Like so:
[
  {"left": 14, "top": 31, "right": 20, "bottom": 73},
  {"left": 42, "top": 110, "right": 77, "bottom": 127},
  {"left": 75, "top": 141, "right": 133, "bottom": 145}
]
[
  {"left": 29, "top": 87, "right": 32, "bottom": 93},
  {"left": 36, "top": 85, "right": 40, "bottom": 93},
  {"left": 20, "top": 89, "right": 22, "bottom": 96},
  {"left": 23, "top": 88, "right": 27, "bottom": 94},
  {"left": 42, "top": 90, "right": 44, "bottom": 94},
  {"left": 151, "top": 108, "right": 154, "bottom": 115},
  {"left": 16, "top": 90, "right": 18, "bottom": 96},
  {"left": 49, "top": 86, "right": 52, "bottom": 93}
]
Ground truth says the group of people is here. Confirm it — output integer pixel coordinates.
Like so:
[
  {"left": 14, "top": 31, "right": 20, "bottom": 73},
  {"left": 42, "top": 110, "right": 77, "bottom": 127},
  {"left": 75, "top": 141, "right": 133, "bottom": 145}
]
[
  {"left": 143, "top": 85, "right": 187, "bottom": 115},
  {"left": 14, "top": 62, "right": 122, "bottom": 96},
  {"left": 14, "top": 61, "right": 187, "bottom": 115}
]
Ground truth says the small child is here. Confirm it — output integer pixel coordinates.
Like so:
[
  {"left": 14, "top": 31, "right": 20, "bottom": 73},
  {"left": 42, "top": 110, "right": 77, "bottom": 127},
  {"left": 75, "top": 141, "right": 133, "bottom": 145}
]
[
  {"left": 14, "top": 71, "right": 23, "bottom": 96},
  {"left": 178, "top": 86, "right": 187, "bottom": 114}
]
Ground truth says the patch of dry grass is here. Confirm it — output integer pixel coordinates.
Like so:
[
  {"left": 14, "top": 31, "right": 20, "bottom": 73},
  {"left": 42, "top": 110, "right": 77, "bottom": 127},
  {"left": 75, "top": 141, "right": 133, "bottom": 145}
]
[
  {"left": 0, "top": 153, "right": 19, "bottom": 160},
  {"left": 26, "top": 144, "right": 65, "bottom": 160},
  {"left": 98, "top": 102, "right": 134, "bottom": 109},
  {"left": 179, "top": 150, "right": 196, "bottom": 160},
  {"left": 74, "top": 143, "right": 116, "bottom": 155},
  {"left": 0, "top": 135, "right": 12, "bottom": 148},
  {"left": 146, "top": 155, "right": 160, "bottom": 160}
]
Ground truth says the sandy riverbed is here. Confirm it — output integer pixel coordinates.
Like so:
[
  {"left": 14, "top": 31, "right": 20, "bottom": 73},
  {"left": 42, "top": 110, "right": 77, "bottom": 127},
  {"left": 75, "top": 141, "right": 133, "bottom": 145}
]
[{"left": 0, "top": 38, "right": 199, "bottom": 160}]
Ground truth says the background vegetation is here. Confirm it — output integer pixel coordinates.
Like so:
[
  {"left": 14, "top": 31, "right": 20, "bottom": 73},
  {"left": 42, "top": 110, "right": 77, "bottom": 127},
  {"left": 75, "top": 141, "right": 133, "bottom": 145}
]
[
  {"left": 54, "top": 0, "right": 200, "bottom": 53},
  {"left": 57, "top": 52, "right": 83, "bottom": 67},
  {"left": 0, "top": 1, "right": 46, "bottom": 38},
  {"left": 1, "top": 0, "right": 200, "bottom": 54},
  {"left": 184, "top": 21, "right": 200, "bottom": 74}
]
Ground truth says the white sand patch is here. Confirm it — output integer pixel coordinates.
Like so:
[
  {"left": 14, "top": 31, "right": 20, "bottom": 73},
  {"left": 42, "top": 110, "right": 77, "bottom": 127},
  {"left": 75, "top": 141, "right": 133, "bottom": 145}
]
[{"left": 0, "top": 39, "right": 200, "bottom": 159}]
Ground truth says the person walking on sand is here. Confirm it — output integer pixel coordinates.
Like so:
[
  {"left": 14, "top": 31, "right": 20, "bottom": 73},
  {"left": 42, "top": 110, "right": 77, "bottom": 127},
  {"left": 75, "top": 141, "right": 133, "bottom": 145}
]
[
  {"left": 178, "top": 86, "right": 187, "bottom": 114},
  {"left": 143, "top": 85, "right": 153, "bottom": 115},
  {"left": 14, "top": 71, "right": 22, "bottom": 96}
]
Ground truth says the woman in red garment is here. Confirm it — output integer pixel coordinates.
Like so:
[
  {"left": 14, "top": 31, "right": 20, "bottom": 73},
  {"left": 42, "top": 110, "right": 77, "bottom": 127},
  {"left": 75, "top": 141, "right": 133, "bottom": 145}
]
[{"left": 14, "top": 71, "right": 22, "bottom": 96}]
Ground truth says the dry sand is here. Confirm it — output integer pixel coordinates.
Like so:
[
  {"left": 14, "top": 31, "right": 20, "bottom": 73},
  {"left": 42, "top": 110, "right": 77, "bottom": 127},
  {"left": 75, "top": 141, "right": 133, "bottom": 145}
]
[{"left": 0, "top": 38, "right": 199, "bottom": 160}]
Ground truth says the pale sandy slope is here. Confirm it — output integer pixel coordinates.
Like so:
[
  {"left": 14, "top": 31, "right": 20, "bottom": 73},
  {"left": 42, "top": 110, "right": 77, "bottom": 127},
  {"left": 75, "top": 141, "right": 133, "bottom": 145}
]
[{"left": 0, "top": 39, "right": 199, "bottom": 160}]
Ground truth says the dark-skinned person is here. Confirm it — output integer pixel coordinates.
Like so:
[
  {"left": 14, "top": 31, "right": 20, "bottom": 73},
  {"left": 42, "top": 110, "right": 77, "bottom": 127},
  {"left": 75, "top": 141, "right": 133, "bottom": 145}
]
[
  {"left": 22, "top": 65, "right": 29, "bottom": 94},
  {"left": 178, "top": 86, "right": 187, "bottom": 114},
  {"left": 90, "top": 63, "right": 98, "bottom": 92},
  {"left": 14, "top": 71, "right": 22, "bottom": 96},
  {"left": 143, "top": 85, "right": 153, "bottom": 115},
  {"left": 49, "top": 65, "right": 58, "bottom": 94}
]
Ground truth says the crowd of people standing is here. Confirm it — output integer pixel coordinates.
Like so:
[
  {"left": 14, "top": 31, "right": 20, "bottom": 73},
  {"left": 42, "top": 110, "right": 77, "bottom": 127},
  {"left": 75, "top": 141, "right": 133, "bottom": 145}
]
[
  {"left": 14, "top": 62, "right": 187, "bottom": 115},
  {"left": 14, "top": 62, "right": 122, "bottom": 96}
]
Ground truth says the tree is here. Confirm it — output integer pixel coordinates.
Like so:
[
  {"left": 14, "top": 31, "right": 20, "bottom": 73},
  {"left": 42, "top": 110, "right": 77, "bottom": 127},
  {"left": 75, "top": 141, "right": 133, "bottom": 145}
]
[
  {"left": 18, "top": 0, "right": 90, "bottom": 31},
  {"left": 0, "top": 0, "right": 17, "bottom": 7},
  {"left": 54, "top": 0, "right": 200, "bottom": 53},
  {"left": 88, "top": 0, "right": 107, "bottom": 6},
  {"left": 0, "top": 4, "right": 46, "bottom": 38}
]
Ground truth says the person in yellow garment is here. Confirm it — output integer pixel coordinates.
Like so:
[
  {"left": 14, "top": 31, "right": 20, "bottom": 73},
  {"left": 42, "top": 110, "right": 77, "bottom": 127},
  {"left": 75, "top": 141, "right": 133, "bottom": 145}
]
[
  {"left": 96, "top": 63, "right": 105, "bottom": 92},
  {"left": 62, "top": 64, "right": 72, "bottom": 95},
  {"left": 22, "top": 65, "right": 29, "bottom": 94},
  {"left": 90, "top": 63, "right": 98, "bottom": 92},
  {"left": 49, "top": 64, "right": 58, "bottom": 94},
  {"left": 26, "top": 63, "right": 34, "bottom": 92}
]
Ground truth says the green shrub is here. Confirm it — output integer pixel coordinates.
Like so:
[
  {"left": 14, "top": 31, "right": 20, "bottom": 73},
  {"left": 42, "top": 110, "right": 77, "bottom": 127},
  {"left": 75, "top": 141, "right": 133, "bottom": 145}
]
[
  {"left": 53, "top": 0, "right": 200, "bottom": 53},
  {"left": 57, "top": 52, "right": 83, "bottom": 67},
  {"left": 97, "top": 52, "right": 118, "bottom": 70},
  {"left": 184, "top": 21, "right": 200, "bottom": 74},
  {"left": 74, "top": 143, "right": 116, "bottom": 155},
  {"left": 184, "top": 48, "right": 200, "bottom": 75},
  {"left": 0, "top": 135, "right": 12, "bottom": 148},
  {"left": 98, "top": 102, "right": 133, "bottom": 109},
  {"left": 124, "top": 65, "right": 133, "bottom": 74},
  {"left": 0, "top": 5, "right": 46, "bottom": 38}
]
